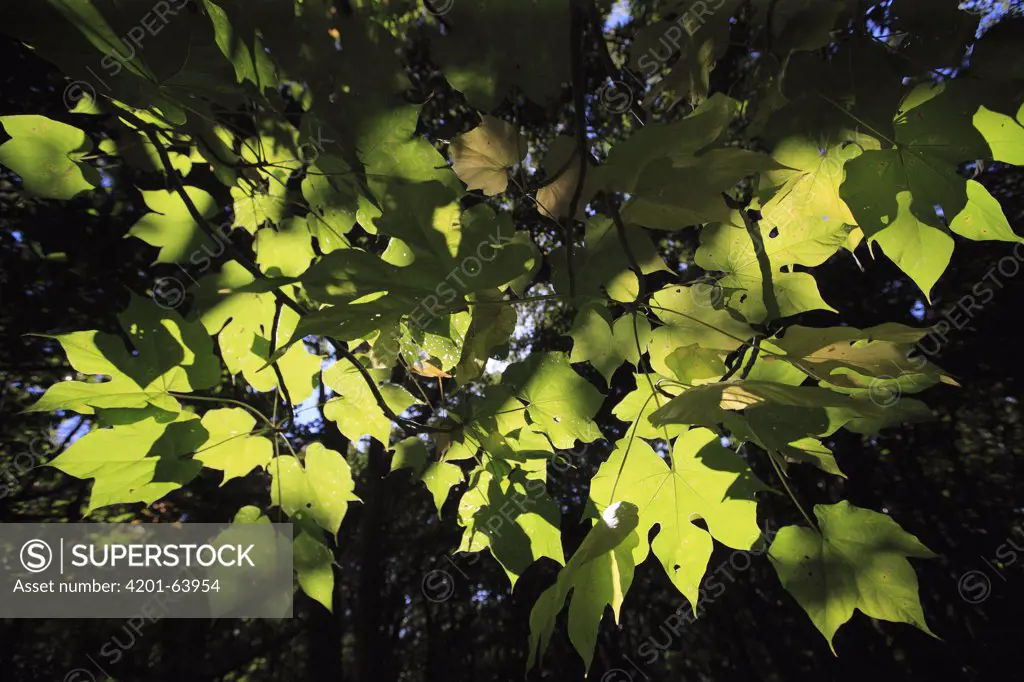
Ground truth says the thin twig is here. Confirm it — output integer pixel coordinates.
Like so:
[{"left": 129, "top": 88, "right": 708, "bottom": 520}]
[
  {"left": 606, "top": 194, "right": 672, "bottom": 444},
  {"left": 267, "top": 297, "right": 296, "bottom": 419}
]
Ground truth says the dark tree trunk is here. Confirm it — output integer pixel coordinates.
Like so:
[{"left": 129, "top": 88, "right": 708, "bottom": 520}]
[{"left": 355, "top": 436, "right": 390, "bottom": 682}]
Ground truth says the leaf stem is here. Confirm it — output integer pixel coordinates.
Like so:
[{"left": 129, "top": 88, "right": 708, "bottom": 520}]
[
  {"left": 642, "top": 303, "right": 784, "bottom": 357},
  {"left": 816, "top": 93, "right": 896, "bottom": 147},
  {"left": 609, "top": 389, "right": 657, "bottom": 504},
  {"left": 168, "top": 393, "right": 276, "bottom": 431},
  {"left": 765, "top": 447, "right": 819, "bottom": 533}
]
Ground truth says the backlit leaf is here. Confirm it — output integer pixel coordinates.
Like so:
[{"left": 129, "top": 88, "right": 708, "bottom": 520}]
[
  {"left": 769, "top": 501, "right": 937, "bottom": 649},
  {"left": 0, "top": 115, "right": 98, "bottom": 199},
  {"left": 449, "top": 115, "right": 526, "bottom": 195}
]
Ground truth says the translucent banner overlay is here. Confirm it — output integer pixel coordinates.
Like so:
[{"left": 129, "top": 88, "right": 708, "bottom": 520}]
[{"left": 0, "top": 523, "right": 293, "bottom": 618}]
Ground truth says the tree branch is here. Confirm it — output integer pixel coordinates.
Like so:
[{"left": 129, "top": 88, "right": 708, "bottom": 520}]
[
  {"left": 584, "top": 0, "right": 648, "bottom": 126},
  {"left": 267, "top": 297, "right": 296, "bottom": 419},
  {"left": 565, "top": 0, "right": 593, "bottom": 298}
]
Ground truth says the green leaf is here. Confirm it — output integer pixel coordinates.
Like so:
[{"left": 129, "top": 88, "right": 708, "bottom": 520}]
[
  {"left": 425, "top": 461, "right": 467, "bottom": 515},
  {"left": 664, "top": 345, "right": 727, "bottom": 385},
  {"left": 233, "top": 505, "right": 267, "bottom": 524},
  {"left": 850, "top": 187, "right": 954, "bottom": 300},
  {"left": 758, "top": 0, "right": 847, "bottom": 54},
  {"left": 301, "top": 154, "right": 360, "bottom": 252},
  {"left": 460, "top": 206, "right": 539, "bottom": 292},
  {"left": 305, "top": 205, "right": 532, "bottom": 312},
  {"left": 270, "top": 443, "right": 360, "bottom": 536},
  {"left": 569, "top": 304, "right": 624, "bottom": 385},
  {"left": 613, "top": 312, "right": 653, "bottom": 367},
  {"left": 948, "top": 179, "right": 1022, "bottom": 243},
  {"left": 112, "top": 132, "right": 193, "bottom": 178},
  {"left": 457, "top": 465, "right": 563, "bottom": 586},
  {"left": 649, "top": 380, "right": 932, "bottom": 438},
  {"left": 230, "top": 180, "right": 288, "bottom": 234},
  {"left": 552, "top": 216, "right": 669, "bottom": 303},
  {"left": 118, "top": 294, "right": 221, "bottom": 393},
  {"left": 502, "top": 353, "right": 603, "bottom": 449},
  {"left": 390, "top": 437, "right": 464, "bottom": 515},
  {"left": 301, "top": 248, "right": 429, "bottom": 305},
  {"left": 294, "top": 531, "right": 334, "bottom": 611},
  {"left": 696, "top": 212, "right": 839, "bottom": 323},
  {"left": 390, "top": 436, "right": 429, "bottom": 472},
  {"left": 623, "top": 150, "right": 781, "bottom": 230},
  {"left": 589, "top": 430, "right": 767, "bottom": 607},
  {"left": 839, "top": 82, "right": 1000, "bottom": 298},
  {"left": 772, "top": 323, "right": 958, "bottom": 394},
  {"left": 449, "top": 116, "right": 526, "bottom": 195},
  {"left": 611, "top": 374, "right": 686, "bottom": 440},
  {"left": 527, "top": 501, "right": 640, "bottom": 674},
  {"left": 45, "top": 0, "right": 149, "bottom": 75},
  {"left": 434, "top": 0, "right": 570, "bottom": 110},
  {"left": 647, "top": 284, "right": 753, "bottom": 377},
  {"left": 594, "top": 93, "right": 739, "bottom": 193},
  {"left": 973, "top": 104, "right": 1024, "bottom": 166},
  {"left": 404, "top": 310, "right": 472, "bottom": 372},
  {"left": 196, "top": 408, "right": 273, "bottom": 484},
  {"left": 570, "top": 307, "right": 654, "bottom": 386},
  {"left": 535, "top": 136, "right": 583, "bottom": 221},
  {"left": 357, "top": 105, "right": 462, "bottom": 207},
  {"left": 727, "top": 405, "right": 845, "bottom": 476},
  {"left": 49, "top": 412, "right": 206, "bottom": 513},
  {"left": 446, "top": 385, "right": 530, "bottom": 462},
  {"left": 195, "top": 262, "right": 321, "bottom": 403},
  {"left": 322, "top": 357, "right": 418, "bottom": 446},
  {"left": 127, "top": 188, "right": 220, "bottom": 265},
  {"left": 255, "top": 217, "right": 316, "bottom": 277},
  {"left": 0, "top": 115, "right": 98, "bottom": 199},
  {"left": 27, "top": 331, "right": 176, "bottom": 415},
  {"left": 455, "top": 290, "right": 517, "bottom": 385},
  {"left": 201, "top": 0, "right": 258, "bottom": 85},
  {"left": 374, "top": 182, "right": 464, "bottom": 262},
  {"left": 30, "top": 295, "right": 220, "bottom": 414},
  {"left": 769, "top": 501, "right": 937, "bottom": 650},
  {"left": 760, "top": 130, "right": 878, "bottom": 230}
]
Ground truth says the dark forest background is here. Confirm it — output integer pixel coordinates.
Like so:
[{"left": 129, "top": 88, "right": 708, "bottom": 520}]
[{"left": 1, "top": 1, "right": 1023, "bottom": 681}]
